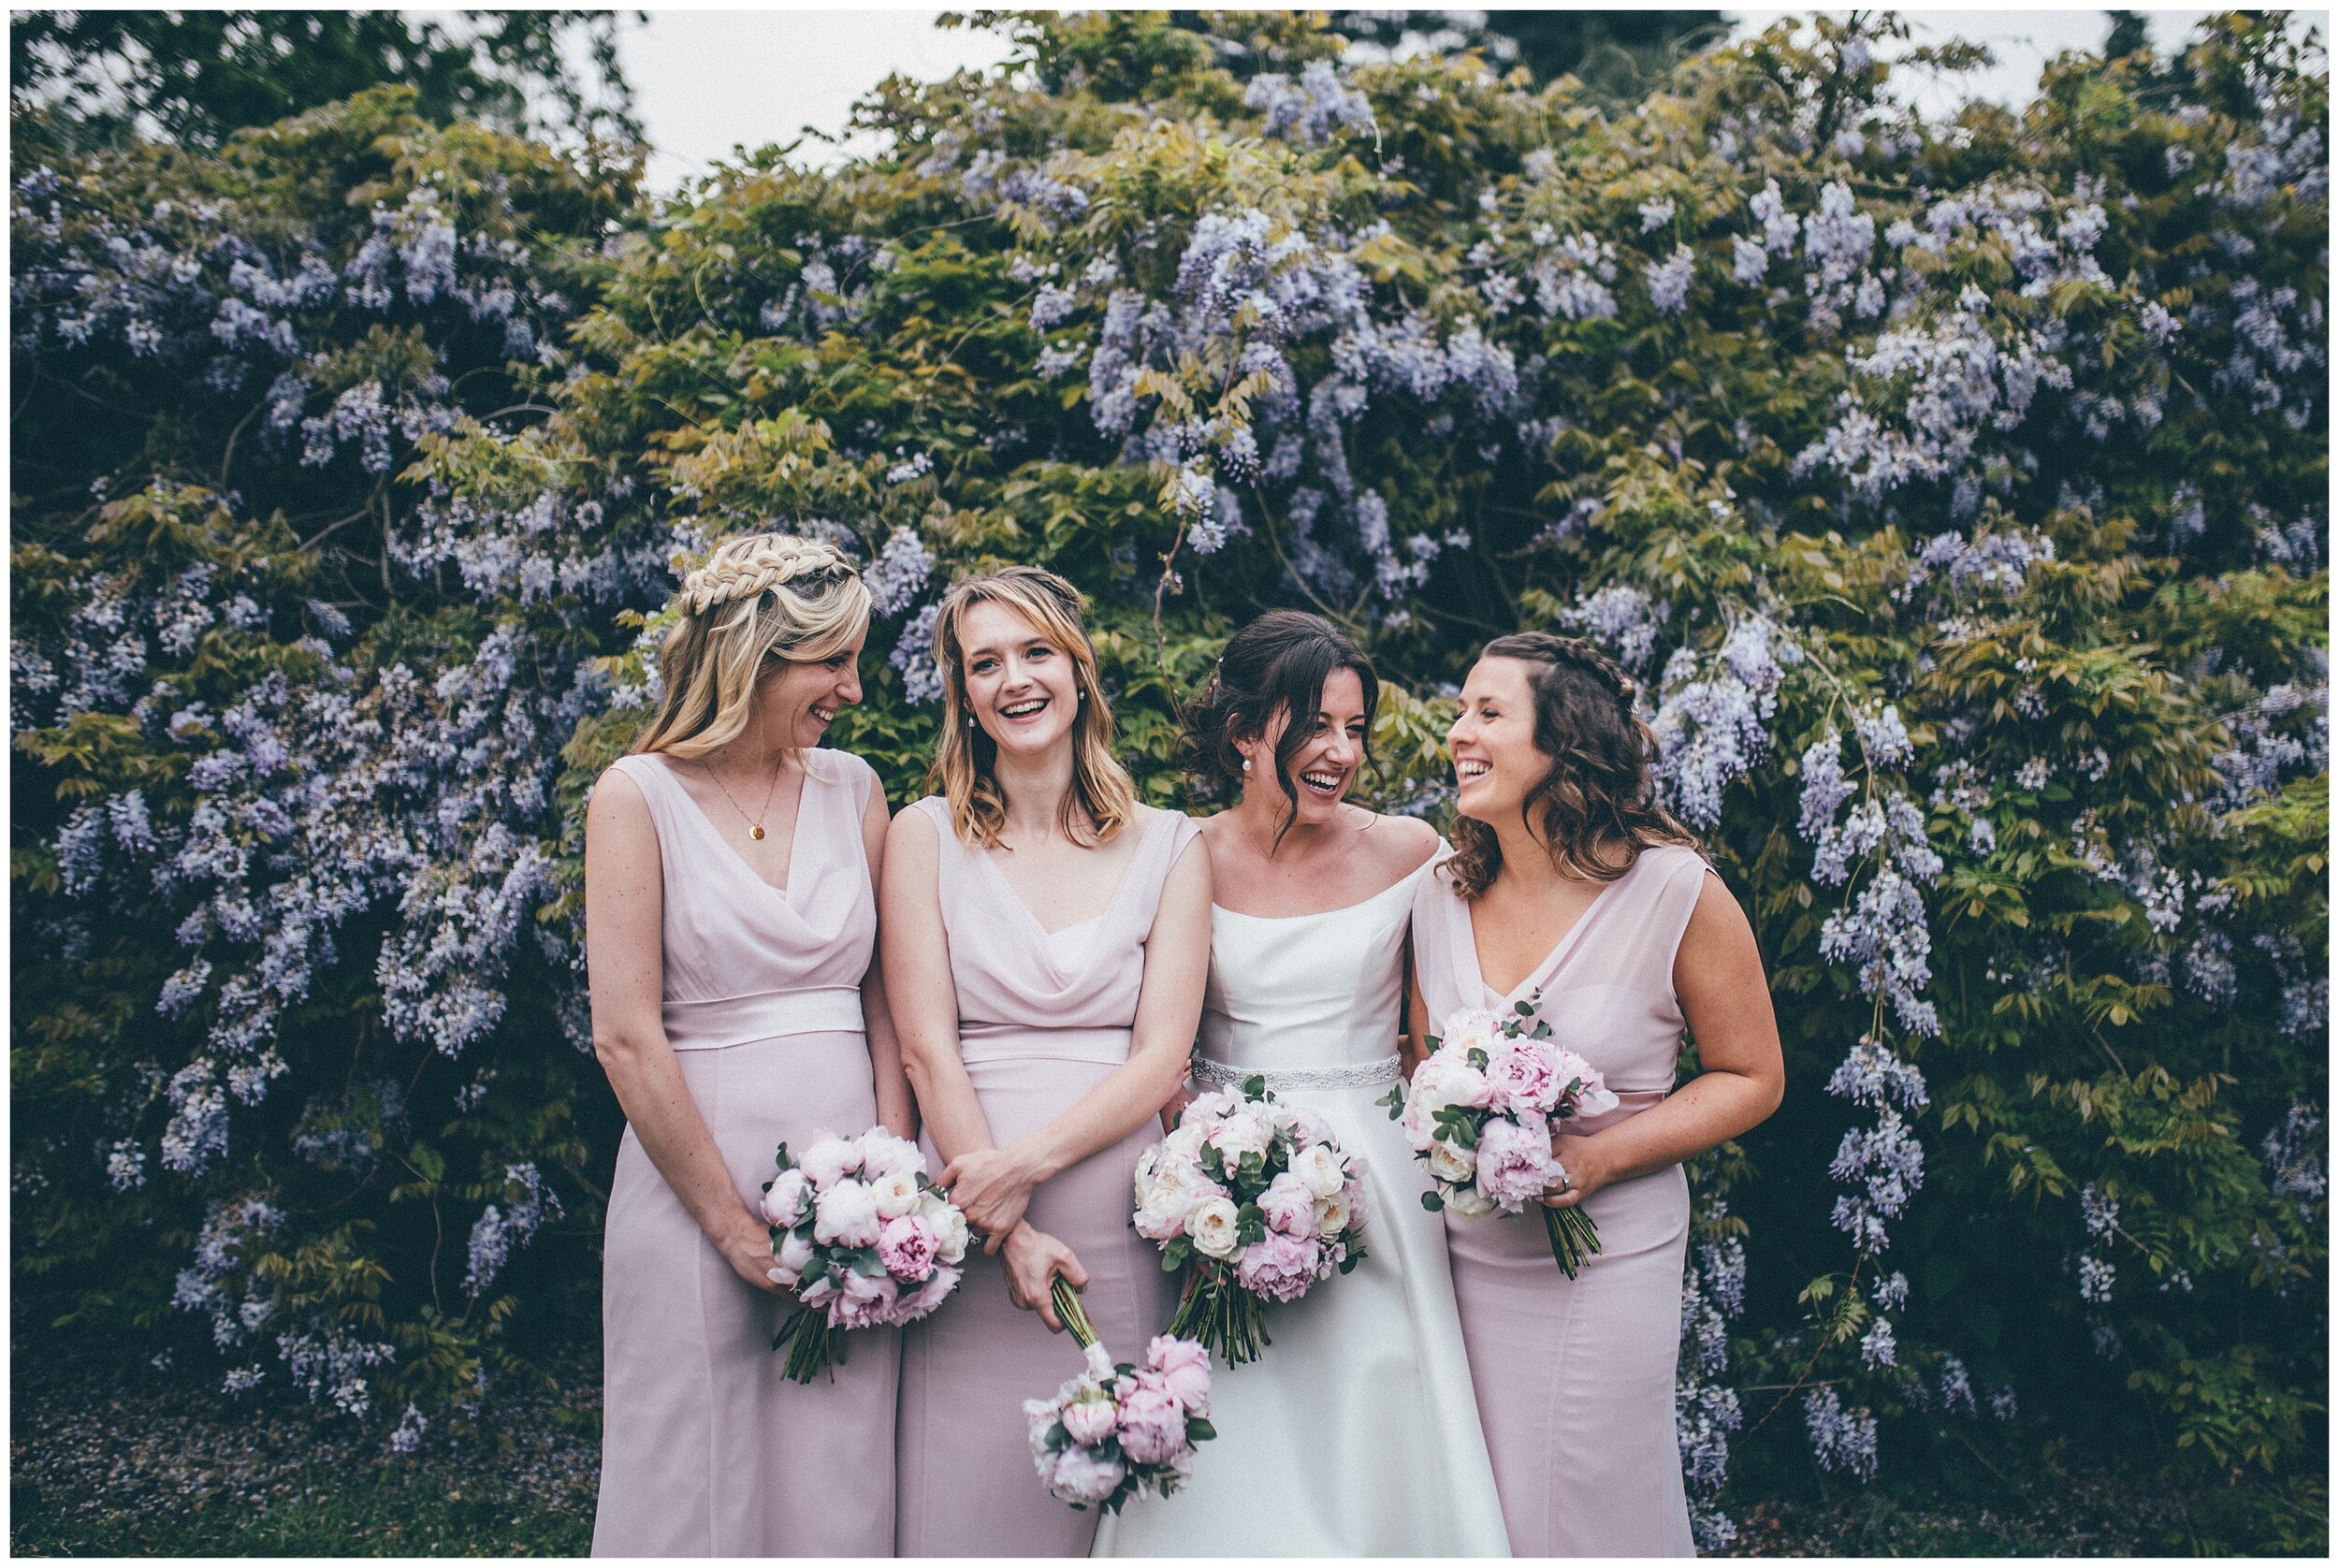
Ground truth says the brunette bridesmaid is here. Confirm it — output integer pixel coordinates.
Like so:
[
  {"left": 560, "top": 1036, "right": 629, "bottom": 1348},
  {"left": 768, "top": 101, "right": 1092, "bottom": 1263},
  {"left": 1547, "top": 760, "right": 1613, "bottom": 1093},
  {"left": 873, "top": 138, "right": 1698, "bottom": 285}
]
[
  {"left": 1408, "top": 632, "right": 1785, "bottom": 1557},
  {"left": 883, "top": 565, "right": 1211, "bottom": 1558},
  {"left": 585, "top": 534, "right": 909, "bottom": 1557}
]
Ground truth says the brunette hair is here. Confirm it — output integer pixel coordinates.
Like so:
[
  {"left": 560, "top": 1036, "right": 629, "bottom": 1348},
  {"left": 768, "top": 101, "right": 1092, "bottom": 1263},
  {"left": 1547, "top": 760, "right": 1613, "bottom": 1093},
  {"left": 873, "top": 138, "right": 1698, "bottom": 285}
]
[
  {"left": 1183, "top": 610, "right": 1380, "bottom": 849},
  {"left": 633, "top": 532, "right": 870, "bottom": 762},
  {"left": 1445, "top": 631, "right": 1699, "bottom": 900},
  {"left": 927, "top": 564, "right": 1138, "bottom": 849}
]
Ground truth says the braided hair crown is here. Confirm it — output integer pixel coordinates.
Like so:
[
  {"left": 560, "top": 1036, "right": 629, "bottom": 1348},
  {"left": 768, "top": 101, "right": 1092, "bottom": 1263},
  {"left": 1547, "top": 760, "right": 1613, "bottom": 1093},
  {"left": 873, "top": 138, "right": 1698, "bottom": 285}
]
[
  {"left": 677, "top": 532, "right": 857, "bottom": 618},
  {"left": 1488, "top": 629, "right": 1640, "bottom": 706}
]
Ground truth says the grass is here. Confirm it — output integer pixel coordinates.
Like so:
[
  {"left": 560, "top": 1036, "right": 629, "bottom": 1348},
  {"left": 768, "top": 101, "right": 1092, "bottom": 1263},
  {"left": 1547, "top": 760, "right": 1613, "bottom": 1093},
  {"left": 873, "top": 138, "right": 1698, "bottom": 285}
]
[{"left": 11, "top": 1323, "right": 2318, "bottom": 1556}]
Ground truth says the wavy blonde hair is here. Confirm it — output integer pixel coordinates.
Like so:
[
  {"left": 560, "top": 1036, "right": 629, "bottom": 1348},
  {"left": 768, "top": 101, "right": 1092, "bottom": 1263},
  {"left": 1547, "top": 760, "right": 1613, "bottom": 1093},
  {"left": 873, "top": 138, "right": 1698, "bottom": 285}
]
[
  {"left": 929, "top": 564, "right": 1137, "bottom": 849},
  {"left": 632, "top": 531, "right": 871, "bottom": 762}
]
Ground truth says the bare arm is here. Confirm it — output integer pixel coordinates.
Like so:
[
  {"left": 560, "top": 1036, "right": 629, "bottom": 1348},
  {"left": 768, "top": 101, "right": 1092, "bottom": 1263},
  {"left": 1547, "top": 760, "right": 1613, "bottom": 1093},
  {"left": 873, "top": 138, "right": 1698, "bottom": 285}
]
[
  {"left": 1547, "top": 871, "right": 1786, "bottom": 1207},
  {"left": 586, "top": 768, "right": 780, "bottom": 1295},
  {"left": 856, "top": 775, "right": 915, "bottom": 1141},
  {"left": 879, "top": 807, "right": 994, "bottom": 1169},
  {"left": 942, "top": 832, "right": 1214, "bottom": 1245}
]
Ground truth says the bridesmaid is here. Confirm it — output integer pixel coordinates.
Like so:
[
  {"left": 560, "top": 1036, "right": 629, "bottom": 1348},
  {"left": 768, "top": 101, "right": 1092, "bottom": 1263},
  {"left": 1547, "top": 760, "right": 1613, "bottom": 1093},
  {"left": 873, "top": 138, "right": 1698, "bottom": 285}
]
[
  {"left": 883, "top": 564, "right": 1212, "bottom": 1558},
  {"left": 585, "top": 533, "right": 909, "bottom": 1557},
  {"left": 1408, "top": 632, "right": 1785, "bottom": 1557}
]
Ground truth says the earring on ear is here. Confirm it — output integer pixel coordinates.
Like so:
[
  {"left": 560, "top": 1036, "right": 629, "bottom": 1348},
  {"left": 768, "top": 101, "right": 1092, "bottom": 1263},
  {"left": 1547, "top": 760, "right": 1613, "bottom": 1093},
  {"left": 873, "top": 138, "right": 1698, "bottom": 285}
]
[{"left": 1242, "top": 756, "right": 1251, "bottom": 774}]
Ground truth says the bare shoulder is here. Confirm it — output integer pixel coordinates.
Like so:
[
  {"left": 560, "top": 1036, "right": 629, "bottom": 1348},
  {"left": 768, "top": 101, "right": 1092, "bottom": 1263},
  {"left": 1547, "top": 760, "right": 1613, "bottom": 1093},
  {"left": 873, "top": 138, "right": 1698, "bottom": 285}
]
[
  {"left": 588, "top": 762, "right": 649, "bottom": 822},
  {"left": 885, "top": 796, "right": 939, "bottom": 849},
  {"left": 1356, "top": 806, "right": 1441, "bottom": 873}
]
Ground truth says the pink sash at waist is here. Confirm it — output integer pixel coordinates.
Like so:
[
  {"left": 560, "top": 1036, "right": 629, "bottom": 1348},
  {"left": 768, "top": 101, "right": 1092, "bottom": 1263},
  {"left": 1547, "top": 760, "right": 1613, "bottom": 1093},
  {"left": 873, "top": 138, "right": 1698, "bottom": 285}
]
[
  {"left": 662, "top": 985, "right": 864, "bottom": 1051},
  {"left": 1568, "top": 1083, "right": 1670, "bottom": 1137},
  {"left": 959, "top": 1022, "right": 1132, "bottom": 1069}
]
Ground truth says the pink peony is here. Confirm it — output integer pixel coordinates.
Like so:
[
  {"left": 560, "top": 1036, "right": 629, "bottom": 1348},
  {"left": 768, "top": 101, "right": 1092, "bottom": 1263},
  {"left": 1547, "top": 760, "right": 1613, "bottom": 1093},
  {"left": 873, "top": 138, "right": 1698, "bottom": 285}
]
[
  {"left": 812, "top": 1179, "right": 882, "bottom": 1248},
  {"left": 798, "top": 1273, "right": 839, "bottom": 1313},
  {"left": 1475, "top": 1113, "right": 1559, "bottom": 1210},
  {"left": 1059, "top": 1388, "right": 1118, "bottom": 1447},
  {"left": 855, "top": 1128, "right": 925, "bottom": 1180},
  {"left": 1548, "top": 1048, "right": 1620, "bottom": 1116},
  {"left": 877, "top": 1212, "right": 939, "bottom": 1283},
  {"left": 770, "top": 1229, "right": 817, "bottom": 1286},
  {"left": 796, "top": 1134, "right": 864, "bottom": 1190},
  {"left": 1257, "top": 1171, "right": 1316, "bottom": 1238},
  {"left": 832, "top": 1267, "right": 900, "bottom": 1329},
  {"left": 1233, "top": 1229, "right": 1319, "bottom": 1303},
  {"left": 1485, "top": 1038, "right": 1560, "bottom": 1113},
  {"left": 1143, "top": 1336, "right": 1213, "bottom": 1415},
  {"left": 1114, "top": 1375, "right": 1190, "bottom": 1464},
  {"left": 893, "top": 1262, "right": 960, "bottom": 1323},
  {"left": 761, "top": 1168, "right": 812, "bottom": 1228},
  {"left": 1207, "top": 1108, "right": 1274, "bottom": 1161},
  {"left": 1047, "top": 1444, "right": 1126, "bottom": 1506}
]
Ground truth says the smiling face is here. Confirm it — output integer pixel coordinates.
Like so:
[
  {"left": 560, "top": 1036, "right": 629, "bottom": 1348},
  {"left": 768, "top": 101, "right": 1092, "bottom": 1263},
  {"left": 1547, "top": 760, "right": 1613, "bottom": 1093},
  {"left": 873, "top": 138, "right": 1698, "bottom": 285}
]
[
  {"left": 757, "top": 624, "right": 867, "bottom": 749},
  {"left": 1241, "top": 665, "right": 1369, "bottom": 828},
  {"left": 1448, "top": 656, "right": 1551, "bottom": 826},
  {"left": 958, "top": 598, "right": 1082, "bottom": 762}
]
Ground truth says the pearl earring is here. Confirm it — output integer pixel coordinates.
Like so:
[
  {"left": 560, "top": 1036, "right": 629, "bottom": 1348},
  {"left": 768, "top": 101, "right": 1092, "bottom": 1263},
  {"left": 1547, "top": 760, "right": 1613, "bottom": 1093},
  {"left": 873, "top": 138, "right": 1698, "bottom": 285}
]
[{"left": 1242, "top": 756, "right": 1251, "bottom": 774}]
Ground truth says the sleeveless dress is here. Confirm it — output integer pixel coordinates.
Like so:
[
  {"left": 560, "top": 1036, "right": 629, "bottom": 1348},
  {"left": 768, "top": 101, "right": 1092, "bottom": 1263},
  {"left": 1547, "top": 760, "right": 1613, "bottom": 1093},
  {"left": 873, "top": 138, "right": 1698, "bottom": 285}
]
[
  {"left": 1409, "top": 843, "right": 1708, "bottom": 1558},
  {"left": 1093, "top": 862, "right": 1512, "bottom": 1558},
  {"left": 895, "top": 800, "right": 1200, "bottom": 1559},
  {"left": 591, "top": 750, "right": 895, "bottom": 1559}
]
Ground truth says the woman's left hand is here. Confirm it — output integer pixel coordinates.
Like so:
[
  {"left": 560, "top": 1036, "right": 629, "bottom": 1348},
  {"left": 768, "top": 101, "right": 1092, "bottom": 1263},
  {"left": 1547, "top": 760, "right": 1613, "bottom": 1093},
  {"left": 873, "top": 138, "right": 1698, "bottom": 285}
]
[
  {"left": 939, "top": 1144, "right": 1039, "bottom": 1250},
  {"left": 1542, "top": 1130, "right": 1610, "bottom": 1210}
]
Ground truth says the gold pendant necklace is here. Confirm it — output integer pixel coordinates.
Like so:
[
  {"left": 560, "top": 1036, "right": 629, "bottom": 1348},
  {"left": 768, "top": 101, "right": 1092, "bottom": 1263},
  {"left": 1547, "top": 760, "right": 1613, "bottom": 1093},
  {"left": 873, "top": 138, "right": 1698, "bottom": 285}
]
[{"left": 708, "top": 750, "right": 783, "bottom": 841}]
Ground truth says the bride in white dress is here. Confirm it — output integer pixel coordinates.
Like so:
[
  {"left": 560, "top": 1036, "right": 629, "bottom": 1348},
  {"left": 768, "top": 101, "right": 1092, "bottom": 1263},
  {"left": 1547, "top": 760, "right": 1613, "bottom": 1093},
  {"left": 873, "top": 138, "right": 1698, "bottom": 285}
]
[{"left": 1094, "top": 612, "right": 1509, "bottom": 1559}]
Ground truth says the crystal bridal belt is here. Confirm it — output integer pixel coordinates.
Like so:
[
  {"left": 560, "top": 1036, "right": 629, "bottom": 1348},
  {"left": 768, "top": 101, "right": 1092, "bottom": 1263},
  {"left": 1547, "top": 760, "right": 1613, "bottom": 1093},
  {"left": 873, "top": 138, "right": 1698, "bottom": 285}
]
[{"left": 1191, "top": 1053, "right": 1403, "bottom": 1092}]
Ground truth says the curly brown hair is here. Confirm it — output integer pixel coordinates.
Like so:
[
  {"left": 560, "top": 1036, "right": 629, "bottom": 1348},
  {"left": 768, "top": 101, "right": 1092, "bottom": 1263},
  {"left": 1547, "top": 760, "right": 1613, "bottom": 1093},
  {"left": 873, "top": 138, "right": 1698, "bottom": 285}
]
[
  {"left": 1445, "top": 631, "right": 1700, "bottom": 900},
  {"left": 1182, "top": 609, "right": 1380, "bottom": 849}
]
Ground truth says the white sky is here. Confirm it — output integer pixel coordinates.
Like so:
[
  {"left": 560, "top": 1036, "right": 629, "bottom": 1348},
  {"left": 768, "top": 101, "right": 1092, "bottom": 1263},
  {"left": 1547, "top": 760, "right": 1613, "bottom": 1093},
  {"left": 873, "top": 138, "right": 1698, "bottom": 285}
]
[{"left": 617, "top": 7, "right": 2328, "bottom": 190}]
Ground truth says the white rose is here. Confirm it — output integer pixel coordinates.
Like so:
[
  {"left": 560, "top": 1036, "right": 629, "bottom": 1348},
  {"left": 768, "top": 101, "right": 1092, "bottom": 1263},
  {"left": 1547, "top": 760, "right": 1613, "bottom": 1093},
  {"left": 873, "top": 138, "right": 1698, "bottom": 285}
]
[
  {"left": 1186, "top": 1197, "right": 1242, "bottom": 1260},
  {"left": 1426, "top": 1140, "right": 1477, "bottom": 1184},
  {"left": 1444, "top": 1183, "right": 1498, "bottom": 1219},
  {"left": 870, "top": 1169, "right": 921, "bottom": 1220},
  {"left": 813, "top": 1179, "right": 882, "bottom": 1248},
  {"left": 1313, "top": 1189, "right": 1353, "bottom": 1239},
  {"left": 920, "top": 1191, "right": 970, "bottom": 1264},
  {"left": 1291, "top": 1142, "right": 1344, "bottom": 1199}
]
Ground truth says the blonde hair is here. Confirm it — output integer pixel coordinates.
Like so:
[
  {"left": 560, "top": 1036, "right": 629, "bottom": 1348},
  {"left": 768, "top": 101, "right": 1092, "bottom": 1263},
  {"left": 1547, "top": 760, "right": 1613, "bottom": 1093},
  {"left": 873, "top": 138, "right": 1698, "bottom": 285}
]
[
  {"left": 929, "top": 564, "right": 1138, "bottom": 849},
  {"left": 632, "top": 531, "right": 872, "bottom": 761}
]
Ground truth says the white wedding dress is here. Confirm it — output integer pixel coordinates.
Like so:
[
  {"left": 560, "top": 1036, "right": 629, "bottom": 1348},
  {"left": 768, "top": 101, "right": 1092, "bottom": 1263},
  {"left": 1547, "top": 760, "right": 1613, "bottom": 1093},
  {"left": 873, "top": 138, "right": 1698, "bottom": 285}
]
[{"left": 1093, "top": 864, "right": 1512, "bottom": 1558}]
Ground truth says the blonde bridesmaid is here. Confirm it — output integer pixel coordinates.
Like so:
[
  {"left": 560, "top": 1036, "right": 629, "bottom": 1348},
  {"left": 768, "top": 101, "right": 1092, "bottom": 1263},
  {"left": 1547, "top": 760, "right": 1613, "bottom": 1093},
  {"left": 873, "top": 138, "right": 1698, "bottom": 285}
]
[
  {"left": 585, "top": 534, "right": 909, "bottom": 1557},
  {"left": 1408, "top": 631, "right": 1785, "bottom": 1557},
  {"left": 883, "top": 565, "right": 1211, "bottom": 1558}
]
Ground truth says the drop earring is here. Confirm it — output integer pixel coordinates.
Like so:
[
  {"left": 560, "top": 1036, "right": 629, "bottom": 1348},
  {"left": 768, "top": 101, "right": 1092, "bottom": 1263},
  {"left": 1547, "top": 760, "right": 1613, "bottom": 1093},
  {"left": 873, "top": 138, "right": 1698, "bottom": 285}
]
[{"left": 1242, "top": 756, "right": 1251, "bottom": 774}]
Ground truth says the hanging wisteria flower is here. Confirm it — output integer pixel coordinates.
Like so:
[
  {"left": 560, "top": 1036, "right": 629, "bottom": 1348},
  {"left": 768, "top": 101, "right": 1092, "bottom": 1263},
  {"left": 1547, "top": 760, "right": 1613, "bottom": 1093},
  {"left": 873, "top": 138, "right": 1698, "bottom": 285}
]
[
  {"left": 763, "top": 1128, "right": 968, "bottom": 1382},
  {"left": 1382, "top": 996, "right": 1618, "bottom": 1275},
  {"left": 1024, "top": 1281, "right": 1214, "bottom": 1513},
  {"left": 1134, "top": 1076, "right": 1368, "bottom": 1364}
]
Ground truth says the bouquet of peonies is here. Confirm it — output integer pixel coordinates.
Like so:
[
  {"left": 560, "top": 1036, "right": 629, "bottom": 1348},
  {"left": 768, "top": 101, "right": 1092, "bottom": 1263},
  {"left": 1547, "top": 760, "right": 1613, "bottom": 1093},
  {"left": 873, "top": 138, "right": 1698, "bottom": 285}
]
[
  {"left": 1130, "top": 1076, "right": 1369, "bottom": 1365},
  {"left": 1380, "top": 997, "right": 1618, "bottom": 1277},
  {"left": 1024, "top": 1279, "right": 1215, "bottom": 1513},
  {"left": 762, "top": 1127, "right": 970, "bottom": 1383}
]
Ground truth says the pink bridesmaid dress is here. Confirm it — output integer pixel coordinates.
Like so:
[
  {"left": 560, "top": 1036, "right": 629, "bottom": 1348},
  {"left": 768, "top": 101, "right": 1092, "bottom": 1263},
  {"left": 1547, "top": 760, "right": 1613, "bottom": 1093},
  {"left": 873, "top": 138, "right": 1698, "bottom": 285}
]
[
  {"left": 894, "top": 799, "right": 1198, "bottom": 1559},
  {"left": 591, "top": 749, "right": 896, "bottom": 1558},
  {"left": 1410, "top": 842, "right": 1710, "bottom": 1558}
]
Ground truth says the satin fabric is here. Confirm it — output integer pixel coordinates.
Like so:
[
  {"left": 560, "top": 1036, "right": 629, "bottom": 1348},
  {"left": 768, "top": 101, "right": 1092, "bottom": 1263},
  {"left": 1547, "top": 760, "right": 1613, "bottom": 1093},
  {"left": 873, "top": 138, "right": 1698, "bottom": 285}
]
[
  {"left": 590, "top": 750, "right": 896, "bottom": 1559},
  {"left": 1412, "top": 843, "right": 1710, "bottom": 1558},
  {"left": 1095, "top": 864, "right": 1512, "bottom": 1559},
  {"left": 894, "top": 800, "right": 1199, "bottom": 1559}
]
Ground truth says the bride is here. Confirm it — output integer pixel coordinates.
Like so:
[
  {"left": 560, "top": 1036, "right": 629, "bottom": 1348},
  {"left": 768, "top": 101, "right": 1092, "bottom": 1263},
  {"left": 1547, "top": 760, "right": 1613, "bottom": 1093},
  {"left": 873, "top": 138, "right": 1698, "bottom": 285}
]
[{"left": 1094, "top": 611, "right": 1509, "bottom": 1558}]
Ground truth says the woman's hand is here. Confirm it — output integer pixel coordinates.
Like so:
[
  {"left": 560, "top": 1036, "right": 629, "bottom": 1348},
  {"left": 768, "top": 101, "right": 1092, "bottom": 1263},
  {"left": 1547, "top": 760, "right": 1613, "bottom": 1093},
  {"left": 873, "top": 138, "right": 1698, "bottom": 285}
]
[
  {"left": 939, "top": 1143, "right": 1042, "bottom": 1251},
  {"left": 1001, "top": 1223, "right": 1089, "bottom": 1330},
  {"left": 1542, "top": 1130, "right": 1614, "bottom": 1210},
  {"left": 715, "top": 1209, "right": 790, "bottom": 1295}
]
